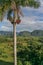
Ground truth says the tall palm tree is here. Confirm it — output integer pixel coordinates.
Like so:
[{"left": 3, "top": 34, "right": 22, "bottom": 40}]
[{"left": 0, "top": 0, "right": 40, "bottom": 65}]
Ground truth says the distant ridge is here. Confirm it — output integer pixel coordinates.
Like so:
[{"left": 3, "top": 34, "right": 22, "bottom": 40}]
[
  {"left": 31, "top": 30, "right": 43, "bottom": 36},
  {"left": 0, "top": 31, "right": 13, "bottom": 36},
  {"left": 18, "top": 30, "right": 43, "bottom": 36},
  {"left": 18, "top": 31, "right": 31, "bottom": 36},
  {"left": 0, "top": 30, "right": 43, "bottom": 36}
]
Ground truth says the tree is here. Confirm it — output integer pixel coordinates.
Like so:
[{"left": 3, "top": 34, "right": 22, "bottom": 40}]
[
  {"left": 17, "top": 60, "right": 23, "bottom": 65},
  {"left": 24, "top": 61, "right": 32, "bottom": 65},
  {"left": 0, "top": 0, "right": 40, "bottom": 65}
]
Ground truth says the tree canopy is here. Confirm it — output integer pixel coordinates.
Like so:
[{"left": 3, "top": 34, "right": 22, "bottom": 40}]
[{"left": 0, "top": 0, "right": 40, "bottom": 23}]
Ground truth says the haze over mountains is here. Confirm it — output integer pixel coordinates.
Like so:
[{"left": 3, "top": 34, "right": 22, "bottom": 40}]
[
  {"left": 0, "top": 30, "right": 43, "bottom": 36},
  {"left": 18, "top": 30, "right": 43, "bottom": 36},
  {"left": 0, "top": 31, "right": 13, "bottom": 36}
]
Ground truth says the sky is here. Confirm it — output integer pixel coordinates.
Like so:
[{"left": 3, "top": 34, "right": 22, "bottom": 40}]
[{"left": 0, "top": 0, "right": 43, "bottom": 32}]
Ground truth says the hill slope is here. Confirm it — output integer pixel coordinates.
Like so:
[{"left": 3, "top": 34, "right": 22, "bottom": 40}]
[
  {"left": 18, "top": 31, "right": 31, "bottom": 36},
  {"left": 18, "top": 30, "right": 43, "bottom": 36},
  {"left": 31, "top": 30, "right": 43, "bottom": 36},
  {"left": 0, "top": 30, "right": 43, "bottom": 36}
]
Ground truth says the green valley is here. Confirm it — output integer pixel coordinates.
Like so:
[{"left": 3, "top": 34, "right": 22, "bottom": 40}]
[{"left": 0, "top": 34, "right": 43, "bottom": 65}]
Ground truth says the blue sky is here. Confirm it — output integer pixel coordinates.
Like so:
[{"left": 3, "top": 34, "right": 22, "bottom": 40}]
[{"left": 0, "top": 0, "right": 43, "bottom": 32}]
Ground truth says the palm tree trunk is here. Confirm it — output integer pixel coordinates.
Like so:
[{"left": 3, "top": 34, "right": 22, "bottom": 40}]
[{"left": 13, "top": 22, "right": 17, "bottom": 65}]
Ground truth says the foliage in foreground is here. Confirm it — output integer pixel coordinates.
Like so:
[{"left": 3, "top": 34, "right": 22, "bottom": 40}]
[
  {"left": 17, "top": 36, "right": 43, "bottom": 65},
  {"left": 0, "top": 35, "right": 43, "bottom": 65}
]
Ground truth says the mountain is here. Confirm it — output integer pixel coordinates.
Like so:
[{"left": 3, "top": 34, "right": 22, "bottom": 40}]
[
  {"left": 18, "top": 31, "right": 31, "bottom": 36},
  {"left": 0, "top": 31, "right": 13, "bottom": 36},
  {"left": 31, "top": 30, "right": 43, "bottom": 36},
  {"left": 18, "top": 30, "right": 43, "bottom": 36},
  {"left": 0, "top": 30, "right": 43, "bottom": 36}
]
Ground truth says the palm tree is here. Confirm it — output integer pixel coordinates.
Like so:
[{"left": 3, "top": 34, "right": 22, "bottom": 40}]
[{"left": 0, "top": 0, "right": 40, "bottom": 65}]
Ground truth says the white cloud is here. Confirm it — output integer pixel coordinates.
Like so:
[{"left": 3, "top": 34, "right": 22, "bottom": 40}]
[
  {"left": 20, "top": 17, "right": 36, "bottom": 25},
  {"left": 0, "top": 0, "right": 43, "bottom": 32},
  {"left": 17, "top": 16, "right": 43, "bottom": 32},
  {"left": 2, "top": 19, "right": 13, "bottom": 27},
  {"left": 1, "top": 26, "right": 12, "bottom": 31},
  {"left": 2, "top": 26, "right": 9, "bottom": 29},
  {"left": 40, "top": 0, "right": 43, "bottom": 6}
]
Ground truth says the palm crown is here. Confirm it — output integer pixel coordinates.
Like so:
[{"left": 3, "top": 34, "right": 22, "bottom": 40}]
[{"left": 0, "top": 0, "right": 40, "bottom": 23}]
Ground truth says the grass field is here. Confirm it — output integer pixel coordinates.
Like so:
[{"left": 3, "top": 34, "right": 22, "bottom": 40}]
[{"left": 0, "top": 35, "right": 43, "bottom": 65}]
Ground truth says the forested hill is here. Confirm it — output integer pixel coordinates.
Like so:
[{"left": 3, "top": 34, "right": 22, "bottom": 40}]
[
  {"left": 31, "top": 30, "right": 43, "bottom": 36},
  {"left": 18, "top": 30, "right": 43, "bottom": 36},
  {"left": 0, "top": 30, "right": 43, "bottom": 36},
  {"left": 0, "top": 31, "right": 13, "bottom": 36},
  {"left": 18, "top": 31, "right": 31, "bottom": 36}
]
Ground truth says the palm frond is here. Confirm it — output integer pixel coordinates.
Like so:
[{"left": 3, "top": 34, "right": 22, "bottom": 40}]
[
  {"left": 15, "top": 0, "right": 40, "bottom": 8},
  {"left": 0, "top": 6, "right": 5, "bottom": 21},
  {"left": 7, "top": 9, "right": 14, "bottom": 24},
  {"left": 0, "top": 0, "right": 11, "bottom": 21},
  {"left": 0, "top": 0, "right": 40, "bottom": 22}
]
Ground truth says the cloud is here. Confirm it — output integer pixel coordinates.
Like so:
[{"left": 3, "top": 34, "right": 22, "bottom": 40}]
[
  {"left": 22, "top": 3, "right": 43, "bottom": 22},
  {"left": 1, "top": 16, "right": 43, "bottom": 32},
  {"left": 1, "top": 26, "right": 9, "bottom": 30},
  {"left": 17, "top": 22, "right": 43, "bottom": 32},
  {"left": 0, "top": 0, "right": 43, "bottom": 32},
  {"left": 17, "top": 0, "right": 43, "bottom": 32},
  {"left": 20, "top": 17, "right": 36, "bottom": 24},
  {"left": 17, "top": 16, "right": 43, "bottom": 32},
  {"left": 40, "top": 0, "right": 43, "bottom": 6},
  {"left": 1, "top": 26, "right": 10, "bottom": 31}
]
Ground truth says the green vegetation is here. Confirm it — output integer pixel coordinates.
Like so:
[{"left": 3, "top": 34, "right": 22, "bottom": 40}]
[
  {"left": 0, "top": 35, "right": 43, "bottom": 65},
  {"left": 0, "top": 35, "right": 14, "bottom": 65}
]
